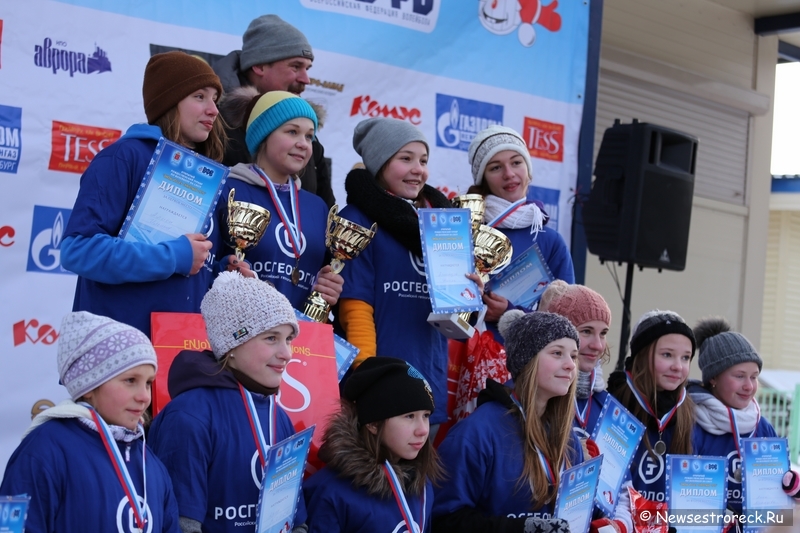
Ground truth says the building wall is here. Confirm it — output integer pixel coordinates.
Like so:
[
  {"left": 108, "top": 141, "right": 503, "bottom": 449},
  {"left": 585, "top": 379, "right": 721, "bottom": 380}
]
[{"left": 585, "top": 0, "right": 776, "bottom": 372}]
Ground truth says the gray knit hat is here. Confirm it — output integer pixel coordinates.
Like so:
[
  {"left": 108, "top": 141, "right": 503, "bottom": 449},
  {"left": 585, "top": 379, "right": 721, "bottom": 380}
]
[
  {"left": 201, "top": 271, "right": 299, "bottom": 359},
  {"left": 240, "top": 15, "right": 314, "bottom": 71},
  {"left": 468, "top": 125, "right": 533, "bottom": 186},
  {"left": 352, "top": 118, "right": 429, "bottom": 176},
  {"left": 57, "top": 312, "right": 158, "bottom": 400},
  {"left": 694, "top": 317, "right": 762, "bottom": 384},
  {"left": 498, "top": 310, "right": 580, "bottom": 379}
]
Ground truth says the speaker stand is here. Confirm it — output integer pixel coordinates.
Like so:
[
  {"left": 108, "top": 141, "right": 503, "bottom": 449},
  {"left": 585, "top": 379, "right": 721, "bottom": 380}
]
[{"left": 615, "top": 262, "right": 635, "bottom": 371}]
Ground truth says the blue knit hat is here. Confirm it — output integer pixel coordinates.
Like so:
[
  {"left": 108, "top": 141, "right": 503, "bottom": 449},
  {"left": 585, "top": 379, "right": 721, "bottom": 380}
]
[{"left": 245, "top": 91, "right": 318, "bottom": 156}]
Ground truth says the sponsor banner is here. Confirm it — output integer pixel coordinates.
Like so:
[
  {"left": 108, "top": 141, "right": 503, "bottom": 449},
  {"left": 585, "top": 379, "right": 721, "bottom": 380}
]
[
  {"left": 33, "top": 37, "right": 112, "bottom": 77},
  {"left": 26, "top": 205, "right": 72, "bottom": 275},
  {"left": 435, "top": 93, "right": 503, "bottom": 152},
  {"left": 0, "top": 0, "right": 589, "bottom": 478},
  {"left": 0, "top": 104, "right": 21, "bottom": 174},
  {"left": 299, "top": 0, "right": 441, "bottom": 33},
  {"left": 48, "top": 120, "right": 121, "bottom": 174}
]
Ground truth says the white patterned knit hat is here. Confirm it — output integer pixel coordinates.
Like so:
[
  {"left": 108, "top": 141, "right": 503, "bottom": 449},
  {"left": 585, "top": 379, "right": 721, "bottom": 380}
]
[
  {"left": 57, "top": 311, "right": 158, "bottom": 400},
  {"left": 468, "top": 125, "right": 533, "bottom": 186},
  {"left": 201, "top": 271, "right": 299, "bottom": 359}
]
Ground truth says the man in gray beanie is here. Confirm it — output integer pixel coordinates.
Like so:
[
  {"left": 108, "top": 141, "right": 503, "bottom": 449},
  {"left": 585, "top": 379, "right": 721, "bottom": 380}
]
[{"left": 212, "top": 14, "right": 335, "bottom": 208}]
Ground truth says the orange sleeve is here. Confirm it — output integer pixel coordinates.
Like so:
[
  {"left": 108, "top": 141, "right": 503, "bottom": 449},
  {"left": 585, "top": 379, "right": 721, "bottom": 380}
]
[{"left": 338, "top": 298, "right": 376, "bottom": 367}]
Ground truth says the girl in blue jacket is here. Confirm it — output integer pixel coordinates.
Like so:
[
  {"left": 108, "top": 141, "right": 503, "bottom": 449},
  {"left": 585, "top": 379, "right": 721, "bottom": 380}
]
[
  {"left": 466, "top": 125, "right": 575, "bottom": 342},
  {"left": 61, "top": 51, "right": 227, "bottom": 337},
  {"left": 149, "top": 271, "right": 308, "bottom": 533},
  {"left": 336, "top": 117, "right": 455, "bottom": 426},
  {"left": 607, "top": 310, "right": 699, "bottom": 508},
  {"left": 689, "top": 317, "right": 778, "bottom": 522},
  {"left": 211, "top": 88, "right": 343, "bottom": 312},
  {"left": 303, "top": 357, "right": 441, "bottom": 533},
  {"left": 0, "top": 311, "right": 179, "bottom": 533},
  {"left": 432, "top": 310, "right": 580, "bottom": 533}
]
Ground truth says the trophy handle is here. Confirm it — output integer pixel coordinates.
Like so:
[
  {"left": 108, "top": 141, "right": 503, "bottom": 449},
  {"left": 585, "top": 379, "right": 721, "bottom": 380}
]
[{"left": 228, "top": 188, "right": 236, "bottom": 222}]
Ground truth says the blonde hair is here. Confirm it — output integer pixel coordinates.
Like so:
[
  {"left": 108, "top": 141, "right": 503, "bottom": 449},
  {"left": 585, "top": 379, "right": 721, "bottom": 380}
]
[{"left": 514, "top": 356, "right": 577, "bottom": 505}]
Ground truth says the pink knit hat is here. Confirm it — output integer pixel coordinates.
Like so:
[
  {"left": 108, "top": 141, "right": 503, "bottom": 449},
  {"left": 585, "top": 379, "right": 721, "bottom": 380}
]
[{"left": 539, "top": 280, "right": 612, "bottom": 327}]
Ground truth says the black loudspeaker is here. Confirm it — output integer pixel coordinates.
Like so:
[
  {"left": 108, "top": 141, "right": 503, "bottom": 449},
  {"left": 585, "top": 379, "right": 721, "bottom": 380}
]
[{"left": 582, "top": 119, "right": 698, "bottom": 271}]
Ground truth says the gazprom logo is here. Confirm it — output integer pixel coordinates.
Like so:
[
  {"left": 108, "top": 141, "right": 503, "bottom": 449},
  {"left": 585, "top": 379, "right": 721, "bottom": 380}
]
[
  {"left": 435, "top": 94, "right": 503, "bottom": 152},
  {"left": 26, "top": 205, "right": 73, "bottom": 275}
]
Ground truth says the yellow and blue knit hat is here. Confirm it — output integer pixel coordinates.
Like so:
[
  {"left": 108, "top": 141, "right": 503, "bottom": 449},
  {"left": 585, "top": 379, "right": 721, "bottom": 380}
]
[{"left": 245, "top": 91, "right": 318, "bottom": 156}]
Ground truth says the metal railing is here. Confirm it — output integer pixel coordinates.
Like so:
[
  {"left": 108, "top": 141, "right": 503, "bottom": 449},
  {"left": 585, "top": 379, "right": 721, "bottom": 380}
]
[{"left": 756, "top": 385, "right": 800, "bottom": 465}]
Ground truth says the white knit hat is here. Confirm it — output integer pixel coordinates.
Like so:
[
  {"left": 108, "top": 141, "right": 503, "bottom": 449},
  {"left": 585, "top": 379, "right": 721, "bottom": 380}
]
[
  {"left": 468, "top": 125, "right": 532, "bottom": 186},
  {"left": 201, "top": 271, "right": 299, "bottom": 359},
  {"left": 57, "top": 311, "right": 158, "bottom": 400}
]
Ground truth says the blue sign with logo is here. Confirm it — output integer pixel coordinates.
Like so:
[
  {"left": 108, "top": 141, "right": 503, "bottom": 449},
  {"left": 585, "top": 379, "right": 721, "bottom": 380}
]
[
  {"left": 27, "top": 205, "right": 73, "bottom": 275},
  {"left": 435, "top": 94, "right": 503, "bottom": 152},
  {"left": 528, "top": 185, "right": 561, "bottom": 232},
  {"left": 0, "top": 105, "right": 22, "bottom": 174}
]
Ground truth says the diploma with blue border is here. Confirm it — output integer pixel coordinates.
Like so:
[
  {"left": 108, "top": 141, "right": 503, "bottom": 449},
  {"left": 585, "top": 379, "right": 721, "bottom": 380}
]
[
  {"left": 741, "top": 437, "right": 794, "bottom": 533},
  {"left": 255, "top": 426, "right": 315, "bottom": 533},
  {"left": 118, "top": 137, "right": 229, "bottom": 244},
  {"left": 294, "top": 309, "right": 358, "bottom": 381},
  {"left": 665, "top": 455, "right": 727, "bottom": 533},
  {"left": 589, "top": 394, "right": 646, "bottom": 516},
  {"left": 0, "top": 495, "right": 30, "bottom": 533},
  {"left": 418, "top": 208, "right": 483, "bottom": 314},
  {"left": 555, "top": 455, "right": 603, "bottom": 533},
  {"left": 483, "top": 243, "right": 553, "bottom": 311}
]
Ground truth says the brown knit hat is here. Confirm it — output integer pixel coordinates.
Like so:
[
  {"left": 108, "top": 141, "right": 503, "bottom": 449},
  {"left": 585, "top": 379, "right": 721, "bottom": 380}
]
[
  {"left": 142, "top": 51, "right": 223, "bottom": 123},
  {"left": 539, "top": 280, "right": 612, "bottom": 328}
]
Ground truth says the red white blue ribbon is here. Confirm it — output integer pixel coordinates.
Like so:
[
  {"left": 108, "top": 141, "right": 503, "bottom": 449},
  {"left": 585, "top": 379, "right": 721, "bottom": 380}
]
[
  {"left": 535, "top": 447, "right": 559, "bottom": 485},
  {"left": 253, "top": 165, "right": 302, "bottom": 261},
  {"left": 509, "top": 393, "right": 564, "bottom": 484},
  {"left": 89, "top": 408, "right": 147, "bottom": 531},
  {"left": 239, "top": 383, "right": 276, "bottom": 469},
  {"left": 509, "top": 391, "right": 527, "bottom": 421},
  {"left": 488, "top": 198, "right": 526, "bottom": 228},
  {"left": 625, "top": 371, "right": 686, "bottom": 433},
  {"left": 383, "top": 460, "right": 425, "bottom": 533},
  {"left": 574, "top": 370, "right": 596, "bottom": 429}
]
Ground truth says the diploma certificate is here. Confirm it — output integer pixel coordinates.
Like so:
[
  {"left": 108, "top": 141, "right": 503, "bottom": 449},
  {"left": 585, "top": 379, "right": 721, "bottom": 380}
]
[
  {"left": 483, "top": 243, "right": 553, "bottom": 310},
  {"left": 665, "top": 455, "right": 727, "bottom": 533},
  {"left": 741, "top": 437, "right": 794, "bottom": 533},
  {"left": 118, "top": 138, "right": 228, "bottom": 244},
  {"left": 590, "top": 394, "right": 646, "bottom": 516},
  {"left": 255, "top": 426, "right": 315, "bottom": 533},
  {"left": 0, "top": 495, "right": 30, "bottom": 533},
  {"left": 418, "top": 208, "right": 483, "bottom": 314},
  {"left": 555, "top": 455, "right": 603, "bottom": 533}
]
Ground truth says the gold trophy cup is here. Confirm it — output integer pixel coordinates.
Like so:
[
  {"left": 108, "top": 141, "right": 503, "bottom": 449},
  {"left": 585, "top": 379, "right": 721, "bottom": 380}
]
[
  {"left": 303, "top": 205, "right": 377, "bottom": 323},
  {"left": 227, "top": 188, "right": 271, "bottom": 261},
  {"left": 473, "top": 224, "right": 514, "bottom": 283},
  {"left": 451, "top": 193, "right": 485, "bottom": 235}
]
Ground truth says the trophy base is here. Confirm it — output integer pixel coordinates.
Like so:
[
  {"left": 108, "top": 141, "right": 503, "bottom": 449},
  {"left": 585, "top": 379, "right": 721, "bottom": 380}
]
[
  {"left": 427, "top": 312, "right": 476, "bottom": 340},
  {"left": 302, "top": 291, "right": 331, "bottom": 323}
]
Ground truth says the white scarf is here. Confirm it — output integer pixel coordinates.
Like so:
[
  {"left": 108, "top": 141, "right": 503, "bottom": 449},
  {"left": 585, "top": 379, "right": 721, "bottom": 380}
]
[
  {"left": 484, "top": 194, "right": 546, "bottom": 235},
  {"left": 23, "top": 399, "right": 143, "bottom": 442},
  {"left": 689, "top": 387, "right": 760, "bottom": 435}
]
